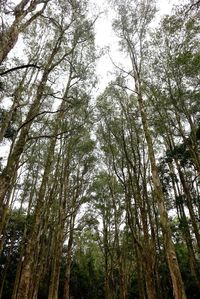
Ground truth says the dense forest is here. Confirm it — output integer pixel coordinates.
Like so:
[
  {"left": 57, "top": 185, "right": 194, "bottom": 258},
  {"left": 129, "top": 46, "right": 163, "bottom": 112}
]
[{"left": 0, "top": 0, "right": 200, "bottom": 298}]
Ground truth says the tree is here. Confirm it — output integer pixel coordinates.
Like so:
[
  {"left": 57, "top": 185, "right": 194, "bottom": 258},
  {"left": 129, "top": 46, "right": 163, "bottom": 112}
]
[
  {"left": 110, "top": 1, "right": 187, "bottom": 298},
  {"left": 0, "top": 0, "right": 49, "bottom": 64}
]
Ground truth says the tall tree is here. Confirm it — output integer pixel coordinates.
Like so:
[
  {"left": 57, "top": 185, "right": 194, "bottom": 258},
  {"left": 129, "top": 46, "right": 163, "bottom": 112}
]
[
  {"left": 0, "top": 0, "right": 49, "bottom": 64},
  {"left": 111, "top": 0, "right": 187, "bottom": 298}
]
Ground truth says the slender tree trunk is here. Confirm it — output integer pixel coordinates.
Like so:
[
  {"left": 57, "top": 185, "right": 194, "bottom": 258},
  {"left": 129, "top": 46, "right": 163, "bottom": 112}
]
[
  {"left": 63, "top": 218, "right": 75, "bottom": 299},
  {"left": 0, "top": 0, "right": 48, "bottom": 64},
  {"left": 167, "top": 81, "right": 200, "bottom": 175},
  {"left": 11, "top": 170, "right": 40, "bottom": 299},
  {"left": 135, "top": 82, "right": 186, "bottom": 299},
  {"left": 14, "top": 135, "right": 56, "bottom": 299},
  {"left": 0, "top": 69, "right": 47, "bottom": 207},
  {"left": 0, "top": 29, "right": 65, "bottom": 208},
  {"left": 168, "top": 159, "right": 200, "bottom": 289},
  {"left": 0, "top": 18, "right": 21, "bottom": 64},
  {"left": 48, "top": 231, "right": 63, "bottom": 299},
  {"left": 175, "top": 159, "right": 200, "bottom": 251},
  {"left": 135, "top": 244, "right": 146, "bottom": 299},
  {"left": 179, "top": 203, "right": 200, "bottom": 288},
  {"left": 122, "top": 145, "right": 157, "bottom": 299}
]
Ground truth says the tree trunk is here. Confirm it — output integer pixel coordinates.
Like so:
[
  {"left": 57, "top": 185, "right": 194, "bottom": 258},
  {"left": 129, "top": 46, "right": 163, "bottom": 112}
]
[
  {"left": 175, "top": 159, "right": 200, "bottom": 251},
  {"left": 48, "top": 236, "right": 63, "bottom": 299},
  {"left": 0, "top": 69, "right": 47, "bottom": 207},
  {"left": 169, "top": 159, "right": 200, "bottom": 289},
  {"left": 136, "top": 87, "right": 186, "bottom": 299},
  {"left": 0, "top": 28, "right": 65, "bottom": 208},
  {"left": 0, "top": 0, "right": 48, "bottom": 64},
  {"left": 63, "top": 222, "right": 74, "bottom": 299},
  {"left": 14, "top": 135, "right": 57, "bottom": 299}
]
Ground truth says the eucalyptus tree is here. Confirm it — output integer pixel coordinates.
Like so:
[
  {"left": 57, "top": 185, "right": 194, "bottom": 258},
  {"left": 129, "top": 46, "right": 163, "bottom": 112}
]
[
  {"left": 89, "top": 170, "right": 139, "bottom": 299},
  {"left": 0, "top": 0, "right": 70, "bottom": 206},
  {"left": 147, "top": 2, "right": 200, "bottom": 253},
  {"left": 0, "top": 0, "right": 51, "bottom": 65},
  {"left": 97, "top": 81, "right": 167, "bottom": 299},
  {"left": 158, "top": 149, "right": 200, "bottom": 291},
  {"left": 48, "top": 128, "right": 96, "bottom": 299},
  {"left": 62, "top": 136, "right": 97, "bottom": 299},
  {"left": 89, "top": 171, "right": 119, "bottom": 299},
  {"left": 0, "top": 0, "right": 98, "bottom": 298},
  {"left": 149, "top": 2, "right": 200, "bottom": 174},
  {"left": 0, "top": 21, "right": 59, "bottom": 207},
  {"left": 100, "top": 1, "right": 190, "bottom": 298},
  {"left": 0, "top": 0, "right": 96, "bottom": 240}
]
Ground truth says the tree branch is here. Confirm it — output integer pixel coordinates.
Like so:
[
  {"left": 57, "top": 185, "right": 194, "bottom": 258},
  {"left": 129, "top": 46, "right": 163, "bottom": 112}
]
[{"left": 0, "top": 64, "right": 40, "bottom": 76}]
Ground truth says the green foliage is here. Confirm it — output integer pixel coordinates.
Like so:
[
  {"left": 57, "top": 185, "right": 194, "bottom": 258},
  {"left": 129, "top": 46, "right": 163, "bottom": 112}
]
[{"left": 70, "top": 255, "right": 104, "bottom": 299}]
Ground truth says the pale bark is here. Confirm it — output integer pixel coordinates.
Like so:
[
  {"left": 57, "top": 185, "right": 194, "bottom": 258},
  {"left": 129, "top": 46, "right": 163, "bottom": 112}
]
[
  {"left": 48, "top": 230, "right": 64, "bottom": 299},
  {"left": 63, "top": 216, "right": 75, "bottom": 299},
  {"left": 0, "top": 30, "right": 64, "bottom": 211},
  {"left": 119, "top": 8, "right": 187, "bottom": 293},
  {"left": 136, "top": 89, "right": 186, "bottom": 299},
  {"left": 175, "top": 158, "right": 200, "bottom": 251},
  {"left": 0, "top": 0, "right": 48, "bottom": 64},
  {"left": 14, "top": 70, "right": 73, "bottom": 298}
]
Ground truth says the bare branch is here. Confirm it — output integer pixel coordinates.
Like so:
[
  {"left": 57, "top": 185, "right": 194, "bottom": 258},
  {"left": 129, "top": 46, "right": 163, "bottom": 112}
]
[{"left": 0, "top": 64, "right": 40, "bottom": 76}]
